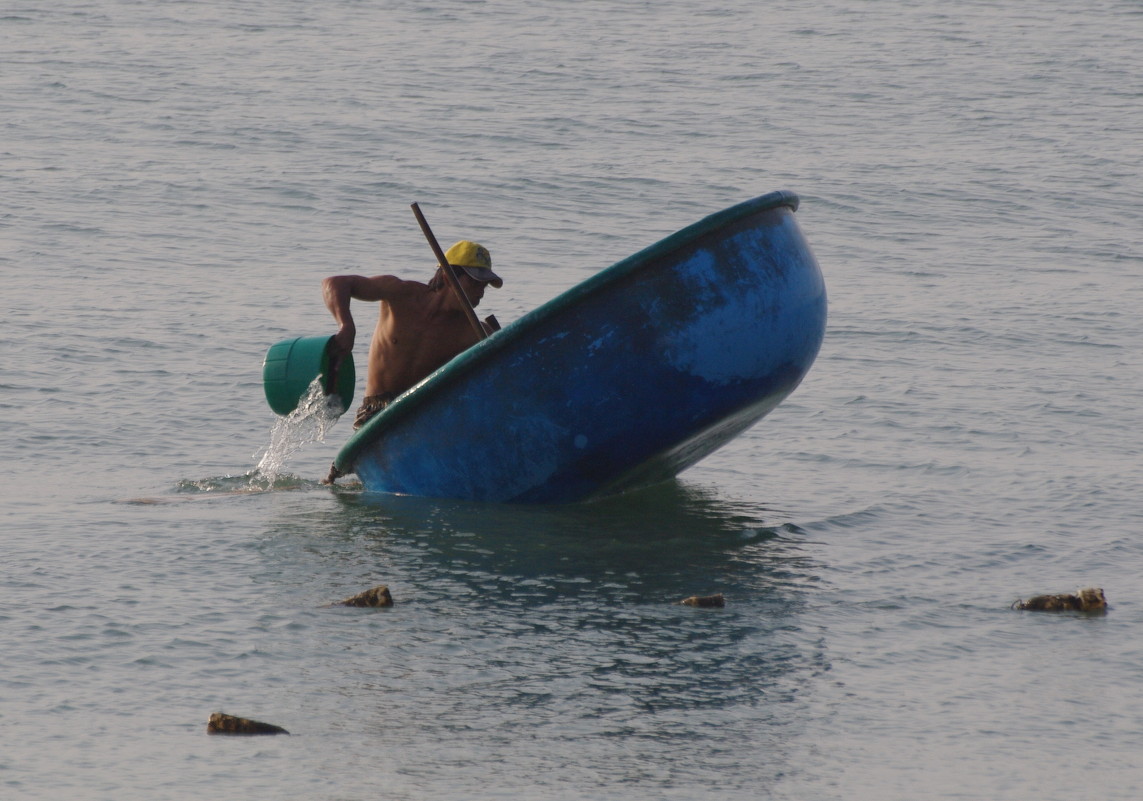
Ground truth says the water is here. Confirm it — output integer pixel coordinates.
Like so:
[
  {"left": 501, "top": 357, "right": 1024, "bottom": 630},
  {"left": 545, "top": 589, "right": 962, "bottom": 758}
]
[
  {"left": 254, "top": 378, "right": 344, "bottom": 484},
  {"left": 3, "top": 1, "right": 1142, "bottom": 798}
]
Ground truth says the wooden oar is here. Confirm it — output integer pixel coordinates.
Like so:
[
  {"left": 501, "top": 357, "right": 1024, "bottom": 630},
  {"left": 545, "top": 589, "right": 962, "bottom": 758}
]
[{"left": 410, "top": 202, "right": 488, "bottom": 341}]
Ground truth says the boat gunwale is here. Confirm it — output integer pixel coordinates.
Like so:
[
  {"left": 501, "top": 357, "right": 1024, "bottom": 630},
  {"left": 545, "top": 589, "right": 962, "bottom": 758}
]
[{"left": 335, "top": 190, "right": 801, "bottom": 472}]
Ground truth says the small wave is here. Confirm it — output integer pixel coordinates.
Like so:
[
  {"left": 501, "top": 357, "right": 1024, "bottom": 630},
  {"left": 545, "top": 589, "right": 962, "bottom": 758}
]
[
  {"left": 174, "top": 472, "right": 308, "bottom": 494},
  {"left": 800, "top": 505, "right": 889, "bottom": 532},
  {"left": 116, "top": 472, "right": 314, "bottom": 504}
]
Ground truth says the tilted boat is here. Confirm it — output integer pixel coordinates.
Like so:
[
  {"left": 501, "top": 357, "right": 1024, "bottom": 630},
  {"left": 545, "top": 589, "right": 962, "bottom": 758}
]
[{"left": 333, "top": 190, "right": 827, "bottom": 503}]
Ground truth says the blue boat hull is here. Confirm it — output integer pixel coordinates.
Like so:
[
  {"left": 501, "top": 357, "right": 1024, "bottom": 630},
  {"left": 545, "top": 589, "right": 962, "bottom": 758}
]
[{"left": 335, "top": 191, "right": 827, "bottom": 503}]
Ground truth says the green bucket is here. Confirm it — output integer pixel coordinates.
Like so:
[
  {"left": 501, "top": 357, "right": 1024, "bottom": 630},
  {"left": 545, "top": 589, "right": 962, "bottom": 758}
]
[{"left": 262, "top": 336, "right": 355, "bottom": 416}]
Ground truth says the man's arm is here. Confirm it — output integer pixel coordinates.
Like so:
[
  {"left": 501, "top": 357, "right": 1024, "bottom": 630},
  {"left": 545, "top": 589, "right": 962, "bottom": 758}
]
[{"left": 321, "top": 274, "right": 407, "bottom": 356}]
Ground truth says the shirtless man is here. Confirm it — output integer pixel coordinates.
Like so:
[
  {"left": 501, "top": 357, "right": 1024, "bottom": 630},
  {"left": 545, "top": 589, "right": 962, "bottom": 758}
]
[{"left": 320, "top": 240, "right": 502, "bottom": 484}]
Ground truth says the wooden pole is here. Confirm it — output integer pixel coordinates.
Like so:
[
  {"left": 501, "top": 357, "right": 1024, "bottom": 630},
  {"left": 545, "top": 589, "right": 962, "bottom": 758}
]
[{"left": 410, "top": 203, "right": 488, "bottom": 341}]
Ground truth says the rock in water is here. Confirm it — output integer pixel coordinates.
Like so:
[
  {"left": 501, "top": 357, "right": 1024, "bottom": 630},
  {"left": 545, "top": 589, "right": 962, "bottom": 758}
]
[
  {"left": 680, "top": 593, "right": 725, "bottom": 608},
  {"left": 1012, "top": 587, "right": 1107, "bottom": 613},
  {"left": 207, "top": 712, "right": 289, "bottom": 735},
  {"left": 338, "top": 585, "right": 394, "bottom": 607}
]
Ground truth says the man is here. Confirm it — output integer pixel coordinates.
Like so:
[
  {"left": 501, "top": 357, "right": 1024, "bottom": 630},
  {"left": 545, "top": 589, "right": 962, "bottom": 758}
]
[{"left": 320, "top": 240, "right": 502, "bottom": 484}]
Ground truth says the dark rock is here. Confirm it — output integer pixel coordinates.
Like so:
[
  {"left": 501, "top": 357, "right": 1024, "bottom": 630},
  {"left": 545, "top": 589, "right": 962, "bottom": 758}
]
[
  {"left": 680, "top": 593, "right": 725, "bottom": 608},
  {"left": 207, "top": 712, "right": 289, "bottom": 736},
  {"left": 337, "top": 585, "right": 394, "bottom": 608},
  {"left": 1012, "top": 587, "right": 1107, "bottom": 613}
]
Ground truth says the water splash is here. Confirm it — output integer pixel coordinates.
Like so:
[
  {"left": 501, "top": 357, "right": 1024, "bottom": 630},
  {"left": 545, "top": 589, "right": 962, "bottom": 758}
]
[
  {"left": 174, "top": 472, "right": 307, "bottom": 495},
  {"left": 252, "top": 377, "right": 345, "bottom": 486}
]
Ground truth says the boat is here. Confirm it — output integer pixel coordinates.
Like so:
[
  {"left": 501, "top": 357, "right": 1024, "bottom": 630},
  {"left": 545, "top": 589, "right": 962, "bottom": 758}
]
[{"left": 333, "top": 190, "right": 827, "bottom": 503}]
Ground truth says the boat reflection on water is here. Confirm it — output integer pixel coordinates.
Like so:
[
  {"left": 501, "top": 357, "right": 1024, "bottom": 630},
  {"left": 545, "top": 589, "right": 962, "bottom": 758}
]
[
  {"left": 327, "top": 478, "right": 823, "bottom": 608},
  {"left": 256, "top": 477, "right": 831, "bottom": 779}
]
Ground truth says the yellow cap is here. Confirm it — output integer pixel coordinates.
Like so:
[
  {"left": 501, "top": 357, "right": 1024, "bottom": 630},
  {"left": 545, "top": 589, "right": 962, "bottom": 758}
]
[{"left": 444, "top": 240, "right": 502, "bottom": 288}]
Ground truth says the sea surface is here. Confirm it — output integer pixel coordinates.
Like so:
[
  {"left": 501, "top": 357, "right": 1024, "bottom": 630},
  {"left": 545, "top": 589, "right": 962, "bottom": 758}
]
[{"left": 3, "top": 1, "right": 1142, "bottom": 799}]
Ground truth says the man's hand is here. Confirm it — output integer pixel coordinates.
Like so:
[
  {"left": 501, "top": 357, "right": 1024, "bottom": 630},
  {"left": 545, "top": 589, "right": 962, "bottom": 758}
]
[
  {"left": 321, "top": 462, "right": 344, "bottom": 485},
  {"left": 329, "top": 322, "right": 356, "bottom": 357}
]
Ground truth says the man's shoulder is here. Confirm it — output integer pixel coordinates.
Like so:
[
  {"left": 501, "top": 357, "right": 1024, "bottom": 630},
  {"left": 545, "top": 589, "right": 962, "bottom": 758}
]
[
  {"left": 361, "top": 273, "right": 430, "bottom": 297},
  {"left": 366, "top": 273, "right": 426, "bottom": 287},
  {"left": 382, "top": 274, "right": 433, "bottom": 297}
]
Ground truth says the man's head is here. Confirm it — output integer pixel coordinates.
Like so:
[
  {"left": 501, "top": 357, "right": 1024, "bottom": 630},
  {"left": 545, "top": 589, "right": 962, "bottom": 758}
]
[{"left": 444, "top": 240, "right": 503, "bottom": 288}]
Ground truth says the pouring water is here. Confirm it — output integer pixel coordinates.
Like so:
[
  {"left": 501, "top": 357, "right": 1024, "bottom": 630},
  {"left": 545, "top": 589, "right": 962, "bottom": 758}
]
[{"left": 253, "top": 377, "right": 345, "bottom": 486}]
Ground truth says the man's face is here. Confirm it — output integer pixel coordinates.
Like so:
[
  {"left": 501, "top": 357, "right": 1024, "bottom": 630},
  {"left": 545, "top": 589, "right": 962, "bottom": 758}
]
[{"left": 457, "top": 272, "right": 487, "bottom": 305}]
